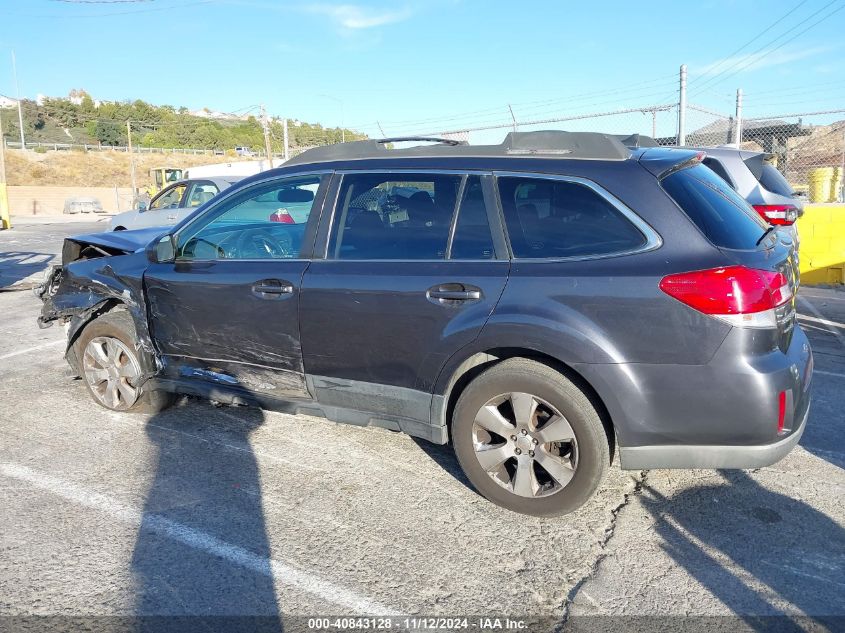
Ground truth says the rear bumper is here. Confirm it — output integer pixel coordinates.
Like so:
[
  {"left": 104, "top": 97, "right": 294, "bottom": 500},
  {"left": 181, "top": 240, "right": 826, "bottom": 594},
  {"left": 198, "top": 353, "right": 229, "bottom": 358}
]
[
  {"left": 573, "top": 325, "right": 813, "bottom": 469},
  {"left": 619, "top": 395, "right": 810, "bottom": 469}
]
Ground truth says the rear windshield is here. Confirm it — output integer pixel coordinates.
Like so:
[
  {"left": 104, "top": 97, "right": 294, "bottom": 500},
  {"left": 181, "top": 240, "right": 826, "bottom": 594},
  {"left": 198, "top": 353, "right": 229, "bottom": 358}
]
[
  {"left": 759, "top": 164, "right": 794, "bottom": 196},
  {"left": 743, "top": 154, "right": 795, "bottom": 196},
  {"left": 662, "top": 164, "right": 768, "bottom": 250}
]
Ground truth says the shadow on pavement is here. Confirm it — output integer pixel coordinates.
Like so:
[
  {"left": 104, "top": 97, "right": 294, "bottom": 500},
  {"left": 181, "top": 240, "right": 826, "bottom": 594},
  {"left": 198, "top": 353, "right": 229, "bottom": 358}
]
[
  {"left": 0, "top": 251, "right": 54, "bottom": 289},
  {"left": 411, "top": 437, "right": 478, "bottom": 495},
  {"left": 641, "top": 470, "right": 845, "bottom": 630},
  {"left": 131, "top": 403, "right": 282, "bottom": 632}
]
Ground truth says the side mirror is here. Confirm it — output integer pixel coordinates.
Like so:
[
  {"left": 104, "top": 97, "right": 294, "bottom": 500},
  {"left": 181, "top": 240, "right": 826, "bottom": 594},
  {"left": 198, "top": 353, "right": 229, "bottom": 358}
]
[
  {"left": 146, "top": 234, "right": 176, "bottom": 263},
  {"left": 137, "top": 200, "right": 148, "bottom": 212}
]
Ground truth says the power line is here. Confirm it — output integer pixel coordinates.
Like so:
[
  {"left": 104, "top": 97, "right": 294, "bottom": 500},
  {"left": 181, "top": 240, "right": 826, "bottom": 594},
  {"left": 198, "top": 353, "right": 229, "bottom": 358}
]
[
  {"left": 15, "top": 0, "right": 213, "bottom": 18},
  {"left": 346, "top": 74, "right": 676, "bottom": 130},
  {"left": 49, "top": 1, "right": 155, "bottom": 4},
  {"left": 689, "top": 0, "right": 810, "bottom": 84},
  {"left": 690, "top": 0, "right": 844, "bottom": 97}
]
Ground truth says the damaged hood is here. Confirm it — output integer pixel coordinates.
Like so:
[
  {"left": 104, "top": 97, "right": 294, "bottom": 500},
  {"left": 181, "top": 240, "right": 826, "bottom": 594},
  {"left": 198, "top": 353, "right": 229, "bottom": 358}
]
[{"left": 65, "top": 226, "right": 168, "bottom": 257}]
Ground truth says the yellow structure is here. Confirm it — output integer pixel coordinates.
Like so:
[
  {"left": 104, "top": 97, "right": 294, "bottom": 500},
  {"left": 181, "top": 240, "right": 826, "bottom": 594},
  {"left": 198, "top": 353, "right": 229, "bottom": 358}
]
[
  {"left": 807, "top": 167, "right": 842, "bottom": 203},
  {"left": 0, "top": 183, "right": 10, "bottom": 230},
  {"left": 796, "top": 203, "right": 845, "bottom": 285}
]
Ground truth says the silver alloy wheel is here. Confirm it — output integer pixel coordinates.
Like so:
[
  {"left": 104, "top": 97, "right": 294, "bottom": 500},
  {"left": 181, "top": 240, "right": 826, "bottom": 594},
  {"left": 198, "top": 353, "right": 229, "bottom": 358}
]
[
  {"left": 82, "top": 336, "right": 141, "bottom": 410},
  {"left": 472, "top": 392, "right": 578, "bottom": 498}
]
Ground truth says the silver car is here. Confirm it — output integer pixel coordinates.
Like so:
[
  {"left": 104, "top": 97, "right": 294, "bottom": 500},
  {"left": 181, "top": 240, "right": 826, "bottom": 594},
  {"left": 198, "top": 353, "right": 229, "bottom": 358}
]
[
  {"left": 695, "top": 146, "right": 804, "bottom": 245},
  {"left": 109, "top": 177, "right": 241, "bottom": 231},
  {"left": 617, "top": 136, "right": 804, "bottom": 246}
]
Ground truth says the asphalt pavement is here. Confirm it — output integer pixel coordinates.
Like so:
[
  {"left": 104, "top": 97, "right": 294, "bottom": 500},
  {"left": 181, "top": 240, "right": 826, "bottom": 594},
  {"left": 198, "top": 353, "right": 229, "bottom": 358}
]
[{"left": 0, "top": 221, "right": 842, "bottom": 631}]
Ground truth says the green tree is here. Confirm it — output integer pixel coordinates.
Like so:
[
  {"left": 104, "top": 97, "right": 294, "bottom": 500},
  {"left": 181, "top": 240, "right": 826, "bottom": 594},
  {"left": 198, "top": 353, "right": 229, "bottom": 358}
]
[{"left": 93, "top": 120, "right": 125, "bottom": 146}]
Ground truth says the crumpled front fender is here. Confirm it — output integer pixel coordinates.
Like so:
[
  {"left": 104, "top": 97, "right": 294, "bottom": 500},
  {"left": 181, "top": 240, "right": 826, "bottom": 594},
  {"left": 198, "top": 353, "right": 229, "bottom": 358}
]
[{"left": 36, "top": 251, "right": 159, "bottom": 377}]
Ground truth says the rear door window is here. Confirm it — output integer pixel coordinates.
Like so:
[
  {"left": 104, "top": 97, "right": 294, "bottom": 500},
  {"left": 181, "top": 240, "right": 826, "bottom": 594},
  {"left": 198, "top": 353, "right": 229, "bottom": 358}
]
[
  {"left": 662, "top": 164, "right": 768, "bottom": 250},
  {"left": 497, "top": 176, "right": 647, "bottom": 258},
  {"left": 329, "top": 173, "right": 462, "bottom": 260}
]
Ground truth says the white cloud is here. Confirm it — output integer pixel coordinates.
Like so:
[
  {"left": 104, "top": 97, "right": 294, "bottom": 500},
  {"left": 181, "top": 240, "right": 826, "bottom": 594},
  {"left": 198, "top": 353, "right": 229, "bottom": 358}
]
[
  {"left": 305, "top": 3, "right": 412, "bottom": 29},
  {"left": 694, "top": 45, "right": 837, "bottom": 77}
]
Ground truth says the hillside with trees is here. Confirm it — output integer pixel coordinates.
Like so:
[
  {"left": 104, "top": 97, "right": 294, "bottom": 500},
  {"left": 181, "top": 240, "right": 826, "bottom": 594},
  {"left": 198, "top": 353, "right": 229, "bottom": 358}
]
[{"left": 0, "top": 90, "right": 365, "bottom": 153}]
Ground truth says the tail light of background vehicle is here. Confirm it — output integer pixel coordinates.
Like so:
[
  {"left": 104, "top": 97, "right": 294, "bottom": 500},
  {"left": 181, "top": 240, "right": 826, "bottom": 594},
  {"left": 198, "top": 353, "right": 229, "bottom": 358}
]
[
  {"left": 269, "top": 209, "right": 294, "bottom": 224},
  {"left": 753, "top": 204, "right": 799, "bottom": 226},
  {"left": 659, "top": 265, "right": 792, "bottom": 329}
]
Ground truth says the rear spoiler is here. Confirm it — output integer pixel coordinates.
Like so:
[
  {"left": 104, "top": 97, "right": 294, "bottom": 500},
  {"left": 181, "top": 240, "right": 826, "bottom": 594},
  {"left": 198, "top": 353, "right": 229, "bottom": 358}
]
[{"left": 637, "top": 148, "right": 706, "bottom": 179}]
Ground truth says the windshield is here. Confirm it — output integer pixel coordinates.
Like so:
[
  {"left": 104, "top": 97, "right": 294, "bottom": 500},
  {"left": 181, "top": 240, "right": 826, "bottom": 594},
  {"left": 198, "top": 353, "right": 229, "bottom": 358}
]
[
  {"left": 759, "top": 164, "right": 795, "bottom": 197},
  {"left": 662, "top": 164, "right": 768, "bottom": 250}
]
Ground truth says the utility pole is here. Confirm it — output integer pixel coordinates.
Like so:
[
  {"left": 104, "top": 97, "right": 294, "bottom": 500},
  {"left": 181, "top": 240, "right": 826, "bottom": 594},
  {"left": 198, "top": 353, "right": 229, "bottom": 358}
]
[
  {"left": 126, "top": 120, "right": 136, "bottom": 197},
  {"left": 508, "top": 104, "right": 518, "bottom": 133},
  {"left": 734, "top": 88, "right": 743, "bottom": 148},
  {"left": 377, "top": 121, "right": 385, "bottom": 137},
  {"left": 282, "top": 117, "right": 289, "bottom": 162},
  {"left": 260, "top": 104, "right": 273, "bottom": 165},
  {"left": 12, "top": 51, "right": 25, "bottom": 150},
  {"left": 0, "top": 114, "right": 11, "bottom": 229},
  {"left": 677, "top": 64, "right": 687, "bottom": 146}
]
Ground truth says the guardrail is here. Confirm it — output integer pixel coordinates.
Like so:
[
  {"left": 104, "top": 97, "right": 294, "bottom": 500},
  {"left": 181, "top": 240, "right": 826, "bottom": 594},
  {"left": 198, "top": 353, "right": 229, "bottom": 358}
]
[{"left": 2, "top": 141, "right": 221, "bottom": 155}]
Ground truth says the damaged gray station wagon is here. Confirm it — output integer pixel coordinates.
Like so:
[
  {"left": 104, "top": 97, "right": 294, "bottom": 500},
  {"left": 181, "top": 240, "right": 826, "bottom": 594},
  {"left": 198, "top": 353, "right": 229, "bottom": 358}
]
[{"left": 38, "top": 132, "right": 813, "bottom": 516}]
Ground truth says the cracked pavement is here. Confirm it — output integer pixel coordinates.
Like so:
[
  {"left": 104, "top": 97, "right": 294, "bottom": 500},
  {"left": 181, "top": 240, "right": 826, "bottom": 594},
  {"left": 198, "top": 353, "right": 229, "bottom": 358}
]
[{"left": 0, "top": 221, "right": 843, "bottom": 628}]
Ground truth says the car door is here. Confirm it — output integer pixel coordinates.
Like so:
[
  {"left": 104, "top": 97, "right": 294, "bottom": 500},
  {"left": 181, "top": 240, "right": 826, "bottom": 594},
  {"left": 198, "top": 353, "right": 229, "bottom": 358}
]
[
  {"left": 144, "top": 172, "right": 329, "bottom": 400},
  {"left": 299, "top": 170, "right": 510, "bottom": 423},
  {"left": 136, "top": 182, "right": 188, "bottom": 229}
]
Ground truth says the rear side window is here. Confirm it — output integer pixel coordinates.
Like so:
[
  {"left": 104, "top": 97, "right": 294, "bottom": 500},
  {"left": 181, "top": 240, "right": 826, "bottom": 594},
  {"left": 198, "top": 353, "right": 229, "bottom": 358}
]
[
  {"left": 663, "top": 164, "right": 768, "bottom": 250},
  {"left": 497, "top": 176, "right": 646, "bottom": 259}
]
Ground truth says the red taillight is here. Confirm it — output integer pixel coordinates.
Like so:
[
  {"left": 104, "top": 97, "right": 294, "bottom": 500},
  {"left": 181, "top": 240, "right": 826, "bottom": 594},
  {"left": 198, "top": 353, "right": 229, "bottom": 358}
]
[
  {"left": 752, "top": 204, "right": 798, "bottom": 226},
  {"left": 270, "top": 210, "right": 294, "bottom": 224},
  {"left": 659, "top": 266, "right": 791, "bottom": 321},
  {"left": 777, "top": 390, "right": 787, "bottom": 434}
]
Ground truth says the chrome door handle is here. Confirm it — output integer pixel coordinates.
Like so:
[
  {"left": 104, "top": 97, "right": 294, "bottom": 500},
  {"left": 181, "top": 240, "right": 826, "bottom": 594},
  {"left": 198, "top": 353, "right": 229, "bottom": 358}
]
[
  {"left": 426, "top": 283, "right": 483, "bottom": 305},
  {"left": 252, "top": 279, "right": 294, "bottom": 299},
  {"left": 428, "top": 289, "right": 481, "bottom": 300}
]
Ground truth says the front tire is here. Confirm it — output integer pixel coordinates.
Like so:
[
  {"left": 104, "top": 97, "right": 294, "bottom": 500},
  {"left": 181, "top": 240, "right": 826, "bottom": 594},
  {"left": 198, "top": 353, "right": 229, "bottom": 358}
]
[
  {"left": 452, "top": 358, "right": 609, "bottom": 516},
  {"left": 74, "top": 309, "right": 174, "bottom": 413}
]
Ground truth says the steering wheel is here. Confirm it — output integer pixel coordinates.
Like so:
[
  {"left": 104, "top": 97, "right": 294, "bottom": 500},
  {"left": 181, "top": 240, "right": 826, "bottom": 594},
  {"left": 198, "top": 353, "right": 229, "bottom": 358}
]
[{"left": 234, "top": 228, "right": 292, "bottom": 259}]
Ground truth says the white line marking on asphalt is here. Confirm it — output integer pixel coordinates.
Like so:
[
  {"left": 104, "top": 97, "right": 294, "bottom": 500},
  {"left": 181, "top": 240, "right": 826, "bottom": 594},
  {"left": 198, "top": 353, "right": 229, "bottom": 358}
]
[
  {"left": 797, "top": 314, "right": 845, "bottom": 330},
  {"left": 799, "top": 293, "right": 845, "bottom": 303},
  {"left": 0, "top": 462, "right": 397, "bottom": 616},
  {"left": 0, "top": 340, "right": 64, "bottom": 361},
  {"left": 813, "top": 369, "right": 845, "bottom": 380},
  {"left": 799, "top": 297, "right": 845, "bottom": 348}
]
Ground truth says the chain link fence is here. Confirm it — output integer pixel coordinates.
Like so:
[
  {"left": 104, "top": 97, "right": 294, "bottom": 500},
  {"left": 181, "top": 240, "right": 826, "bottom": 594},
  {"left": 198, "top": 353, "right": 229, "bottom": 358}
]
[
  {"left": 280, "top": 89, "right": 845, "bottom": 204},
  {"left": 740, "top": 112, "right": 844, "bottom": 201}
]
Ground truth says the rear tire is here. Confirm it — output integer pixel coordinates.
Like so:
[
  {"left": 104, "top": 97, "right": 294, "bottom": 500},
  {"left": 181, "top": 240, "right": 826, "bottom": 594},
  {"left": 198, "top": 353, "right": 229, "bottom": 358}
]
[
  {"left": 452, "top": 358, "right": 609, "bottom": 516},
  {"left": 73, "top": 309, "right": 174, "bottom": 414}
]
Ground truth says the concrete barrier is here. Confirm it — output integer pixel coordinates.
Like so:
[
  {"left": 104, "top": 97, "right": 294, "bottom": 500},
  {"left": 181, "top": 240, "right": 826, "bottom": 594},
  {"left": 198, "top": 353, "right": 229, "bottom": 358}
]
[
  {"left": 7, "top": 185, "right": 133, "bottom": 216},
  {"left": 797, "top": 203, "right": 845, "bottom": 285}
]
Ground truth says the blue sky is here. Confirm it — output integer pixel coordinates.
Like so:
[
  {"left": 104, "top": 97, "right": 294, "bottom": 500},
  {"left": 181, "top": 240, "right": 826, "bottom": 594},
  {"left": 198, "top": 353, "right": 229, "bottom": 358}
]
[{"left": 0, "top": 0, "right": 843, "bottom": 142}]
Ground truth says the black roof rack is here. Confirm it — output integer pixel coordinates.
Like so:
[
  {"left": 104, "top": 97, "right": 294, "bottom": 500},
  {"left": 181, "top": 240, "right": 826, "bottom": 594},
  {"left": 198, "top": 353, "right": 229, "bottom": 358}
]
[
  {"left": 284, "top": 131, "right": 631, "bottom": 167},
  {"left": 378, "top": 136, "right": 468, "bottom": 146}
]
